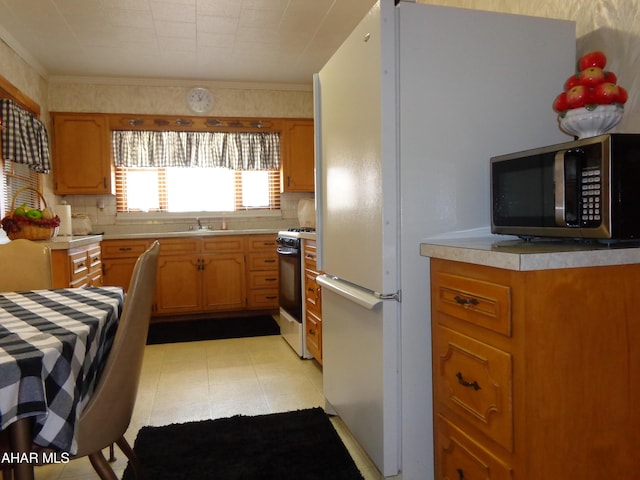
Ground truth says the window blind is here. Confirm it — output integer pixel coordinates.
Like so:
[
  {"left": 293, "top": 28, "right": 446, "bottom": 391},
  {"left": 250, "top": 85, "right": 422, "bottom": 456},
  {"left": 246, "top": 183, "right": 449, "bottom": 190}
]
[{"left": 2, "top": 160, "right": 41, "bottom": 215}]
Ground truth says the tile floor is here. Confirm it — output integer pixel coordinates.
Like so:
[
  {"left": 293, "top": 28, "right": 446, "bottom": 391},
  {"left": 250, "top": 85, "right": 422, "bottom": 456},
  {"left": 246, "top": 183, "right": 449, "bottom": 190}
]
[{"left": 34, "top": 333, "right": 384, "bottom": 479}]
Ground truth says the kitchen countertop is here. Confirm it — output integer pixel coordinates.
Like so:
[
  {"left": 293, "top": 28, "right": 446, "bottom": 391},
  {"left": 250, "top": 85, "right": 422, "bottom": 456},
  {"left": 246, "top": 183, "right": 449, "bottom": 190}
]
[
  {"left": 42, "top": 235, "right": 104, "bottom": 250},
  {"left": 420, "top": 236, "right": 640, "bottom": 271},
  {"left": 102, "top": 228, "right": 280, "bottom": 241}
]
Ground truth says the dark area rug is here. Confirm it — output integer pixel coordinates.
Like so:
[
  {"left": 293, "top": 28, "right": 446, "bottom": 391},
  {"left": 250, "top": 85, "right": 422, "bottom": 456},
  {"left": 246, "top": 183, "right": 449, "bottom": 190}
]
[
  {"left": 146, "top": 315, "right": 280, "bottom": 345},
  {"left": 121, "top": 407, "right": 364, "bottom": 480}
]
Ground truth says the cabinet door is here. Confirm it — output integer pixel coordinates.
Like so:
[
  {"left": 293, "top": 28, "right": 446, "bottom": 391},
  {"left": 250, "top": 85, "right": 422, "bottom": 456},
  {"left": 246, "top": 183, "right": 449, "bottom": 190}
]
[
  {"left": 282, "top": 119, "right": 315, "bottom": 192},
  {"left": 102, "top": 257, "right": 138, "bottom": 291},
  {"left": 201, "top": 253, "right": 246, "bottom": 311},
  {"left": 52, "top": 113, "right": 113, "bottom": 195},
  {"left": 155, "top": 254, "right": 200, "bottom": 314}
]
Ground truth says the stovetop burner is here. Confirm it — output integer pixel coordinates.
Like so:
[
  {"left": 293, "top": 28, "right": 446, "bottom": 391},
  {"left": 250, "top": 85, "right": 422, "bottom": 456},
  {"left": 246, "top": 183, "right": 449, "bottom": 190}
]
[{"left": 287, "top": 227, "right": 316, "bottom": 232}]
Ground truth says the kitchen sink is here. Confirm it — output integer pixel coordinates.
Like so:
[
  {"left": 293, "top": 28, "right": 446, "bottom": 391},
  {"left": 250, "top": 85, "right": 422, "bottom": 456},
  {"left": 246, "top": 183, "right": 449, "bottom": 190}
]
[{"left": 172, "top": 228, "right": 225, "bottom": 235}]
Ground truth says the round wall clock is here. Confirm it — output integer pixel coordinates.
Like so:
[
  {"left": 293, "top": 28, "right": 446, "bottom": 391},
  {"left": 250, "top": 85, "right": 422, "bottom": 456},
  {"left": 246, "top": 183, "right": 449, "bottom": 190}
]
[{"left": 186, "top": 87, "right": 214, "bottom": 113}]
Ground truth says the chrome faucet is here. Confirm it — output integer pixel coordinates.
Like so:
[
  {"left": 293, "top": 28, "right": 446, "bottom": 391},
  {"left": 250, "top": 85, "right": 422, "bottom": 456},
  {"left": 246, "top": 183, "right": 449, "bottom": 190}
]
[{"left": 197, "top": 217, "right": 203, "bottom": 229}]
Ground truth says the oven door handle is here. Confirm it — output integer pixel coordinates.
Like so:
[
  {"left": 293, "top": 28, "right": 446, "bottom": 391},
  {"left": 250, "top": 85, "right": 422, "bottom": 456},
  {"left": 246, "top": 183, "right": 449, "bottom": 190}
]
[{"left": 276, "top": 247, "right": 299, "bottom": 255}]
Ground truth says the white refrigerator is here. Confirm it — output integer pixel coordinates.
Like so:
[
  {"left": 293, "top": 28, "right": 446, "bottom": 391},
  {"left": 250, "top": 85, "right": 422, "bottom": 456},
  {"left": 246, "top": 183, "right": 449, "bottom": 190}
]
[{"left": 314, "top": 1, "right": 575, "bottom": 478}]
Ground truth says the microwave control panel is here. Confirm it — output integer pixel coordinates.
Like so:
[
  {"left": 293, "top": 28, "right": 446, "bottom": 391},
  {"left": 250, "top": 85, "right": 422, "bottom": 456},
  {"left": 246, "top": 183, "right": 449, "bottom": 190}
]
[{"left": 580, "top": 166, "right": 601, "bottom": 226}]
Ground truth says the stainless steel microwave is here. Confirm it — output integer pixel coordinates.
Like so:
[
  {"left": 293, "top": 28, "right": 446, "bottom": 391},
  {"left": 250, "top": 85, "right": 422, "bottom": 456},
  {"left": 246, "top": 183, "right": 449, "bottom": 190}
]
[{"left": 491, "top": 133, "right": 640, "bottom": 241}]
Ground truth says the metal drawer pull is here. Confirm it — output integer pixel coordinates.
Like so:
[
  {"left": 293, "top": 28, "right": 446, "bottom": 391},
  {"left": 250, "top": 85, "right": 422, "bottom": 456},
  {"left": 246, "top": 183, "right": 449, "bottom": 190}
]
[
  {"left": 453, "top": 295, "right": 479, "bottom": 306},
  {"left": 457, "top": 468, "right": 465, "bottom": 480},
  {"left": 456, "top": 372, "right": 481, "bottom": 391}
]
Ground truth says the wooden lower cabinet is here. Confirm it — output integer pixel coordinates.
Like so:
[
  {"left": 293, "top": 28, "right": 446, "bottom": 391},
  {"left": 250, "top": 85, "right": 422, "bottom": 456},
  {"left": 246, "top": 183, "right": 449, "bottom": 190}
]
[
  {"left": 101, "top": 239, "right": 151, "bottom": 292},
  {"left": 51, "top": 241, "right": 103, "bottom": 288},
  {"left": 431, "top": 258, "right": 640, "bottom": 480},
  {"left": 303, "top": 239, "right": 322, "bottom": 363},
  {"left": 101, "top": 234, "right": 277, "bottom": 317},
  {"left": 156, "top": 251, "right": 246, "bottom": 315},
  {"left": 245, "top": 235, "right": 279, "bottom": 309}
]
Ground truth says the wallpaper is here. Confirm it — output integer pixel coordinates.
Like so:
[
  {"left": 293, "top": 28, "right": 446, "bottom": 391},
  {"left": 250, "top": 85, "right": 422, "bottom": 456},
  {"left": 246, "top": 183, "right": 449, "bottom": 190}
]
[{"left": 417, "top": 0, "right": 640, "bottom": 131}]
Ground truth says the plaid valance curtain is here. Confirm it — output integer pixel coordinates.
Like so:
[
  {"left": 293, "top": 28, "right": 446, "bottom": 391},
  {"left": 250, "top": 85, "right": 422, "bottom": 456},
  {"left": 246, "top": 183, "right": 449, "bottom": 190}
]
[
  {"left": 0, "top": 99, "right": 51, "bottom": 173},
  {"left": 112, "top": 130, "right": 281, "bottom": 171}
]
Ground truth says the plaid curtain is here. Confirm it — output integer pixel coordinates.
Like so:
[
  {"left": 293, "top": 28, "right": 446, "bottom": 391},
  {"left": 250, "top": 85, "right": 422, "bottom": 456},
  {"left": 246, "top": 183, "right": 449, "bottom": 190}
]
[
  {"left": 0, "top": 99, "right": 51, "bottom": 173},
  {"left": 112, "top": 130, "right": 280, "bottom": 171}
]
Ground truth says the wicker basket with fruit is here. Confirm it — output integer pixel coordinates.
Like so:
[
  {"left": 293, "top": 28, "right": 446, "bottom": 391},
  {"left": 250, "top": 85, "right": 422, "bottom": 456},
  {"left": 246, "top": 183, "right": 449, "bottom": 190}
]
[
  {"left": 553, "top": 51, "right": 628, "bottom": 139},
  {"left": 1, "top": 187, "right": 60, "bottom": 240}
]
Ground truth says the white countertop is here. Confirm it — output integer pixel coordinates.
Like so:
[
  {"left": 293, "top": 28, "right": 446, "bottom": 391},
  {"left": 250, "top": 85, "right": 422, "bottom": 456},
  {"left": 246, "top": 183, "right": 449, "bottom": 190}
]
[
  {"left": 102, "top": 228, "right": 280, "bottom": 241},
  {"left": 43, "top": 235, "right": 104, "bottom": 250},
  {"left": 420, "top": 236, "right": 640, "bottom": 271}
]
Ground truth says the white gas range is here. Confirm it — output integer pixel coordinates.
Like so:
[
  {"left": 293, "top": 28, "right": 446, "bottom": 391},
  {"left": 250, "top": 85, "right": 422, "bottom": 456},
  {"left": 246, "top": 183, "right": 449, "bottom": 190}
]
[{"left": 275, "top": 228, "right": 316, "bottom": 359}]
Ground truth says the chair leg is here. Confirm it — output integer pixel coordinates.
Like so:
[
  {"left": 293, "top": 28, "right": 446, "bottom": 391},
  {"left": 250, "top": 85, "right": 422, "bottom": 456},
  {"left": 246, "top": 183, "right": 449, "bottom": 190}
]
[
  {"left": 116, "top": 436, "right": 146, "bottom": 480},
  {"left": 108, "top": 442, "right": 116, "bottom": 462},
  {"left": 1, "top": 468, "right": 14, "bottom": 480},
  {"left": 88, "top": 450, "right": 118, "bottom": 480}
]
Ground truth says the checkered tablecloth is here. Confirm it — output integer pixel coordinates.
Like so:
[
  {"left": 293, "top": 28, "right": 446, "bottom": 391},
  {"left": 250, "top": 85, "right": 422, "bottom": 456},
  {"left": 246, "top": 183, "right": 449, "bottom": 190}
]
[{"left": 0, "top": 286, "right": 124, "bottom": 454}]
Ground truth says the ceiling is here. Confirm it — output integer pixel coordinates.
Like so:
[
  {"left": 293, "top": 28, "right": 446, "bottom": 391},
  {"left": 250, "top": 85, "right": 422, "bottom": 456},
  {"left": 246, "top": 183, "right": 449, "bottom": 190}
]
[{"left": 0, "top": 0, "right": 378, "bottom": 85}]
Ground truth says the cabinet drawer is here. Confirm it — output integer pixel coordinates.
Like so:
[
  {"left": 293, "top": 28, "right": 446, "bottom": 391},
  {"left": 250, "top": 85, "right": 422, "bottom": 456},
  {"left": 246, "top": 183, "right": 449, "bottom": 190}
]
[
  {"left": 306, "top": 309, "right": 322, "bottom": 358},
  {"left": 434, "top": 325, "right": 513, "bottom": 452},
  {"left": 101, "top": 240, "right": 150, "bottom": 258},
  {"left": 69, "top": 249, "right": 89, "bottom": 284},
  {"left": 248, "top": 271, "right": 279, "bottom": 288},
  {"left": 248, "top": 253, "right": 278, "bottom": 270},
  {"left": 303, "top": 243, "right": 317, "bottom": 270},
  {"left": 304, "top": 270, "right": 321, "bottom": 314},
  {"left": 159, "top": 238, "right": 199, "bottom": 255},
  {"left": 87, "top": 245, "right": 101, "bottom": 270},
  {"left": 433, "top": 271, "right": 511, "bottom": 337},
  {"left": 436, "top": 415, "right": 513, "bottom": 480},
  {"left": 247, "top": 289, "right": 279, "bottom": 308},
  {"left": 202, "top": 236, "right": 243, "bottom": 253},
  {"left": 247, "top": 236, "right": 277, "bottom": 252}
]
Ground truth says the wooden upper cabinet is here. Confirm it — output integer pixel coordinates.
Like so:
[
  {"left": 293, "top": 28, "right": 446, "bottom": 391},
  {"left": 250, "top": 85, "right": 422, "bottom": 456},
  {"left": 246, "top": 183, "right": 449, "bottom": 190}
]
[
  {"left": 281, "top": 118, "right": 315, "bottom": 192},
  {"left": 50, "top": 112, "right": 314, "bottom": 194},
  {"left": 51, "top": 113, "right": 113, "bottom": 195}
]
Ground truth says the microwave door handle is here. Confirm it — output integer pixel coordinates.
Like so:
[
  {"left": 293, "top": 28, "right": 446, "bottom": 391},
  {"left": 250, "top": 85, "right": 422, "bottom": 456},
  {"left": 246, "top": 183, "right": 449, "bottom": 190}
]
[{"left": 554, "top": 150, "right": 566, "bottom": 226}]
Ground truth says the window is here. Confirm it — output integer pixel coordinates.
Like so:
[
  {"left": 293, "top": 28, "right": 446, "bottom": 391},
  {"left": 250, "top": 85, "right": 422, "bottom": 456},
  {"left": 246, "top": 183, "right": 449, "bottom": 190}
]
[
  {"left": 115, "top": 166, "right": 280, "bottom": 213},
  {"left": 1, "top": 159, "right": 41, "bottom": 217},
  {"left": 1, "top": 95, "right": 47, "bottom": 218},
  {"left": 112, "top": 129, "right": 281, "bottom": 214}
]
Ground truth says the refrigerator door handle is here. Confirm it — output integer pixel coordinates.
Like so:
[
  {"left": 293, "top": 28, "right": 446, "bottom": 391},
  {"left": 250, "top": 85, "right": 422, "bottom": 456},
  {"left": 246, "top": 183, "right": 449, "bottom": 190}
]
[
  {"left": 317, "top": 274, "right": 400, "bottom": 309},
  {"left": 317, "top": 274, "right": 380, "bottom": 309},
  {"left": 374, "top": 290, "right": 401, "bottom": 302}
]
